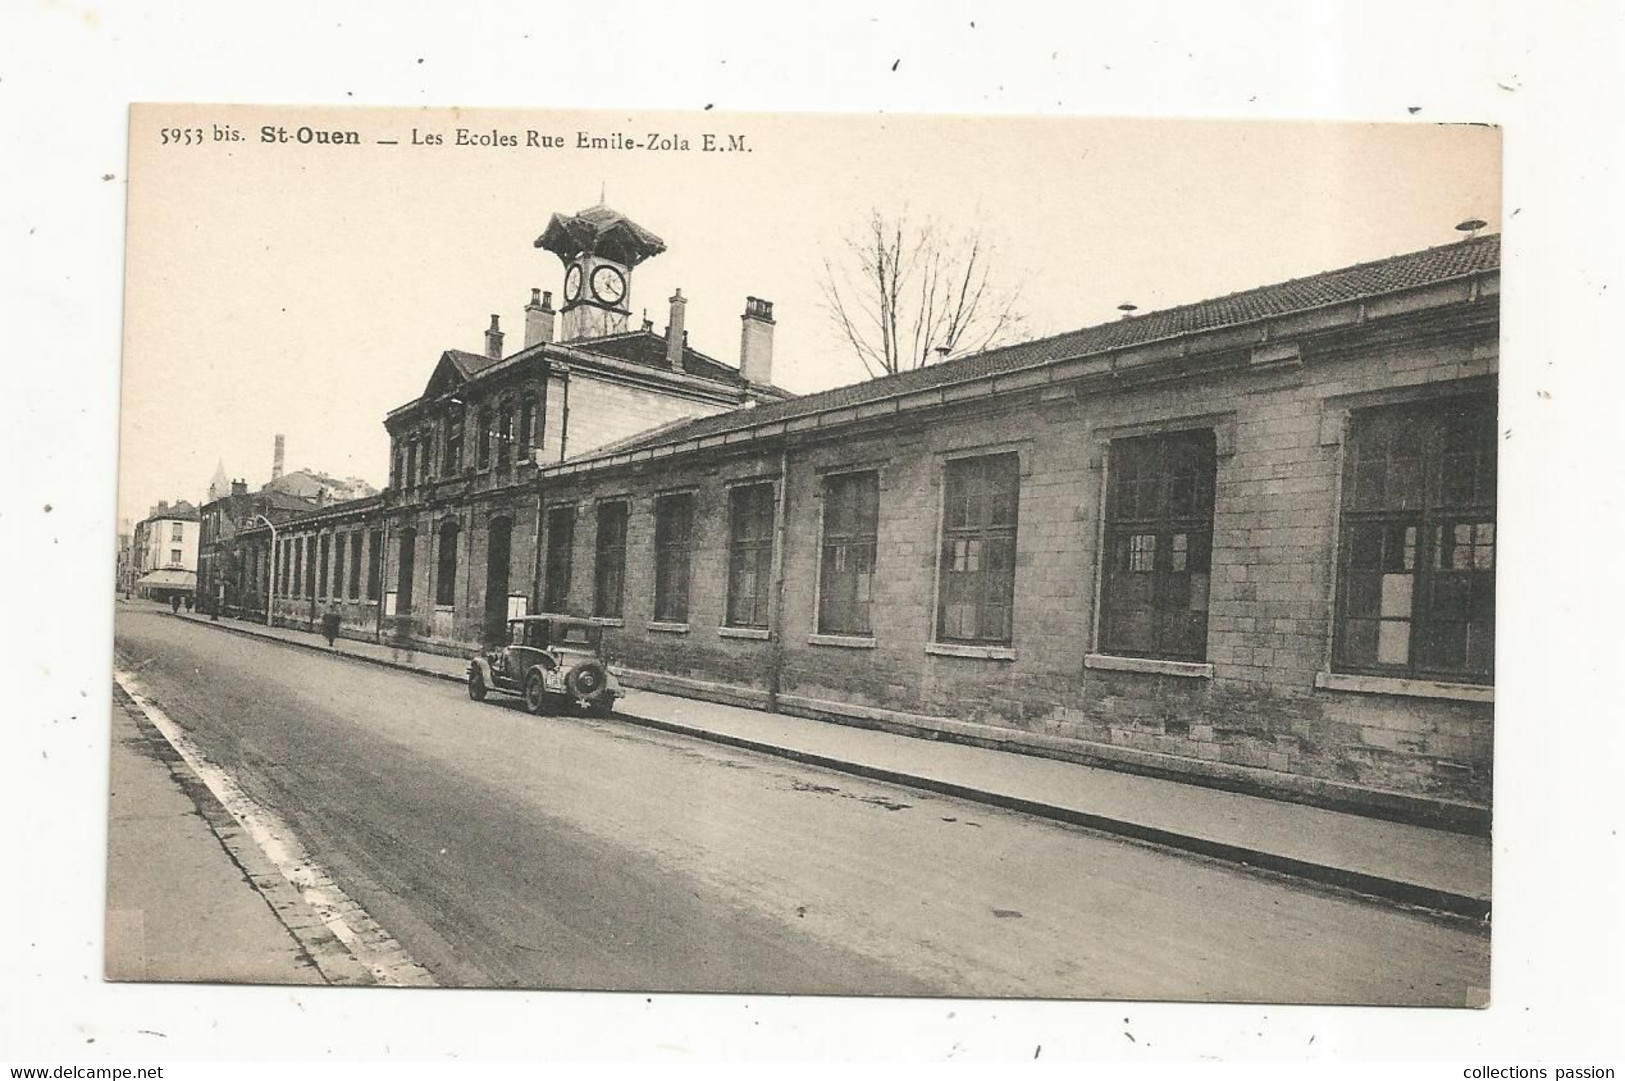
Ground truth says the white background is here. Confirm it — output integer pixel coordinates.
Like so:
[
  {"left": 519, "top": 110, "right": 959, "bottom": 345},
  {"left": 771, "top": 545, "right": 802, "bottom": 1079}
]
[{"left": 2, "top": 0, "right": 1621, "bottom": 1067}]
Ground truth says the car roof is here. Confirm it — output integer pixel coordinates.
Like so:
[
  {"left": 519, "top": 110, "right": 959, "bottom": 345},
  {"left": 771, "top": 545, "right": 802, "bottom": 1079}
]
[{"left": 509, "top": 613, "right": 599, "bottom": 628}]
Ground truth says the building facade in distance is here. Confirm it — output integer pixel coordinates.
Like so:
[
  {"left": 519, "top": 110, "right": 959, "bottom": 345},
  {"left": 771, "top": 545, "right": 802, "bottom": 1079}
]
[
  {"left": 131, "top": 499, "right": 201, "bottom": 601},
  {"left": 236, "top": 203, "right": 787, "bottom": 651}
]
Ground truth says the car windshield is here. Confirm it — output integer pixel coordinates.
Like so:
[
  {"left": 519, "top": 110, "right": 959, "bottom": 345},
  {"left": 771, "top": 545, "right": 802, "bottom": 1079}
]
[{"left": 555, "top": 624, "right": 597, "bottom": 648}]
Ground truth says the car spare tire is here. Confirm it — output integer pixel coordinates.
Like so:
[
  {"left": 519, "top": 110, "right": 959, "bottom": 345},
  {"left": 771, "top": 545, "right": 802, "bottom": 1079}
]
[{"left": 566, "top": 662, "right": 606, "bottom": 702}]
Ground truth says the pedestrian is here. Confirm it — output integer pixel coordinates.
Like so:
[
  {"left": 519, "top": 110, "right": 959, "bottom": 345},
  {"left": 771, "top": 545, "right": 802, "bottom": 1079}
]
[
  {"left": 170, "top": 594, "right": 180, "bottom": 614},
  {"left": 322, "top": 609, "right": 341, "bottom": 647},
  {"left": 184, "top": 594, "right": 193, "bottom": 612}
]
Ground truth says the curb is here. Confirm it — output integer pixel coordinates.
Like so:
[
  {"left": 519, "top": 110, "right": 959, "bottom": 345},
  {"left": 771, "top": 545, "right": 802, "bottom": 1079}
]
[{"left": 173, "top": 613, "right": 1490, "bottom": 924}]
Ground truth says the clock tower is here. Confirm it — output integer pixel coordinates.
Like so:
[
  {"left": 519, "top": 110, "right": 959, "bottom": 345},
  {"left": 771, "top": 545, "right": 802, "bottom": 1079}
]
[{"left": 535, "top": 203, "right": 668, "bottom": 341}]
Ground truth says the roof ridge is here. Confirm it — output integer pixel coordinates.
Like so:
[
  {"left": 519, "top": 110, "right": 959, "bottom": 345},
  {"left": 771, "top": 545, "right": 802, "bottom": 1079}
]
[{"left": 550, "top": 231, "right": 1501, "bottom": 468}]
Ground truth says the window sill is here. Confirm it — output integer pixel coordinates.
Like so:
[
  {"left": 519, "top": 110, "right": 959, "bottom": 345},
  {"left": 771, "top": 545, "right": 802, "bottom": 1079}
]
[
  {"left": 925, "top": 642, "right": 1016, "bottom": 661},
  {"left": 718, "top": 625, "right": 771, "bottom": 640},
  {"left": 808, "top": 634, "right": 877, "bottom": 650},
  {"left": 1314, "top": 671, "right": 1493, "bottom": 703},
  {"left": 434, "top": 604, "right": 454, "bottom": 613},
  {"left": 1085, "top": 654, "right": 1214, "bottom": 679},
  {"left": 591, "top": 616, "right": 625, "bottom": 628},
  {"left": 646, "top": 621, "right": 690, "bottom": 634}
]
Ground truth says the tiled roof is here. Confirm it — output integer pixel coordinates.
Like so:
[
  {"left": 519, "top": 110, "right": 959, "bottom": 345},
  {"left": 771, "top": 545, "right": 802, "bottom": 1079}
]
[
  {"left": 570, "top": 329, "right": 750, "bottom": 387},
  {"left": 445, "top": 349, "right": 502, "bottom": 379},
  {"left": 564, "top": 233, "right": 1501, "bottom": 462}
]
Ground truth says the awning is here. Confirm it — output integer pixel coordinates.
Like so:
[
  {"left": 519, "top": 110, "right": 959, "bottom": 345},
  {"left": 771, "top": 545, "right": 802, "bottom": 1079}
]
[{"left": 136, "top": 568, "right": 196, "bottom": 591}]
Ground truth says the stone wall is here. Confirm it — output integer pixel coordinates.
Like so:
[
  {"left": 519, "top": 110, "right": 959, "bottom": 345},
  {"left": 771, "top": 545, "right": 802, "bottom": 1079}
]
[{"left": 538, "top": 328, "right": 1498, "bottom": 821}]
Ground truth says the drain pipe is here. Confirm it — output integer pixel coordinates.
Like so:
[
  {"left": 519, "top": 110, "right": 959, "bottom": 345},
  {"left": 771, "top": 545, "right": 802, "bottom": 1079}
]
[{"left": 767, "top": 440, "right": 791, "bottom": 713}]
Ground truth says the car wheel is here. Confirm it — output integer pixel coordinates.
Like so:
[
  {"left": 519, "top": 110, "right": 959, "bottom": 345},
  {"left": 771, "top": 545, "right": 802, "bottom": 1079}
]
[
  {"left": 524, "top": 670, "right": 548, "bottom": 715},
  {"left": 467, "top": 668, "right": 487, "bottom": 702}
]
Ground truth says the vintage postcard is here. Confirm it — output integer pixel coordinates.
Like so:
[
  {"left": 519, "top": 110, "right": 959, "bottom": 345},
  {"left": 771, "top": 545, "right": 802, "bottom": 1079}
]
[{"left": 111, "top": 103, "right": 1499, "bottom": 1003}]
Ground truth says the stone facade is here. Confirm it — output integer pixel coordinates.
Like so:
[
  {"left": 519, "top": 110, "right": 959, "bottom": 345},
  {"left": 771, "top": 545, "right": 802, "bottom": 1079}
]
[{"left": 533, "top": 237, "right": 1501, "bottom": 826}]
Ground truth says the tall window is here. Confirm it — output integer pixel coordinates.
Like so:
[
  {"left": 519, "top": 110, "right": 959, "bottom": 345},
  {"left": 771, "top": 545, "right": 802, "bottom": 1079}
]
[
  {"left": 405, "top": 441, "right": 418, "bottom": 489},
  {"left": 445, "top": 413, "right": 463, "bottom": 474},
  {"left": 518, "top": 397, "right": 534, "bottom": 463},
  {"left": 318, "top": 535, "right": 331, "bottom": 597},
  {"left": 366, "top": 529, "right": 382, "bottom": 600},
  {"left": 594, "top": 501, "right": 628, "bottom": 619},
  {"left": 497, "top": 402, "right": 514, "bottom": 469},
  {"left": 305, "top": 537, "right": 317, "bottom": 598},
  {"left": 293, "top": 538, "right": 304, "bottom": 596},
  {"left": 170, "top": 548, "right": 182, "bottom": 565},
  {"left": 1334, "top": 395, "right": 1495, "bottom": 683},
  {"left": 477, "top": 406, "right": 492, "bottom": 469},
  {"left": 171, "top": 523, "right": 183, "bottom": 542},
  {"left": 397, "top": 528, "right": 416, "bottom": 612},
  {"left": 818, "top": 471, "right": 879, "bottom": 637},
  {"left": 348, "top": 531, "right": 362, "bottom": 599},
  {"left": 653, "top": 493, "right": 696, "bottom": 624},
  {"left": 936, "top": 453, "right": 1020, "bottom": 645},
  {"left": 333, "top": 534, "right": 347, "bottom": 600},
  {"left": 726, "top": 483, "right": 776, "bottom": 629},
  {"left": 435, "top": 520, "right": 460, "bottom": 607},
  {"left": 418, "top": 433, "right": 432, "bottom": 484},
  {"left": 1100, "top": 429, "right": 1217, "bottom": 661},
  {"left": 543, "top": 506, "right": 575, "bottom": 612}
]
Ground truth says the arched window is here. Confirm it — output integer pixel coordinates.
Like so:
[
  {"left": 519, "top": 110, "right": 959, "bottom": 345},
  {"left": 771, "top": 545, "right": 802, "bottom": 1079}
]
[{"left": 436, "top": 519, "right": 460, "bottom": 607}]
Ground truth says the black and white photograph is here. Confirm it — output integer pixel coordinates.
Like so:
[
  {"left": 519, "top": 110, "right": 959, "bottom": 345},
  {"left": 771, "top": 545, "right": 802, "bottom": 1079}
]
[
  {"left": 5, "top": 2, "right": 1623, "bottom": 1071},
  {"left": 109, "top": 105, "right": 1497, "bottom": 1003}
]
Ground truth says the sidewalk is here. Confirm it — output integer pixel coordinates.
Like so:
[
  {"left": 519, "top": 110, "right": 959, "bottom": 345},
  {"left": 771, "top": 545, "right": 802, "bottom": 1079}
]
[
  {"left": 107, "top": 683, "right": 330, "bottom": 984},
  {"left": 175, "top": 611, "right": 1492, "bottom": 921}
]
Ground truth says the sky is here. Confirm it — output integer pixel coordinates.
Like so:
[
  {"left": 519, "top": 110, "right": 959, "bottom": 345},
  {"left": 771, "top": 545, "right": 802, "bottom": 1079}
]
[{"left": 118, "top": 106, "right": 1500, "bottom": 529}]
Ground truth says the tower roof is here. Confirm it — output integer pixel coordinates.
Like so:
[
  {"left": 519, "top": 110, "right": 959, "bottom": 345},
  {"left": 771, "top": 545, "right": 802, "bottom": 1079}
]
[
  {"left": 535, "top": 204, "right": 667, "bottom": 267},
  {"left": 207, "top": 459, "right": 230, "bottom": 502}
]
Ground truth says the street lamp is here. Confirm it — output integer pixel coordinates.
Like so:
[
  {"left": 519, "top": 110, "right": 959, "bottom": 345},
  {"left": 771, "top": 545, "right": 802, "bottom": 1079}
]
[{"left": 249, "top": 513, "right": 278, "bottom": 628}]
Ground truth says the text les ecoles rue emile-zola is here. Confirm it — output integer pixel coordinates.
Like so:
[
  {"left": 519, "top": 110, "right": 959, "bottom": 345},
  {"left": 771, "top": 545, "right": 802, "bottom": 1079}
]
[{"left": 182, "top": 125, "right": 750, "bottom": 152}]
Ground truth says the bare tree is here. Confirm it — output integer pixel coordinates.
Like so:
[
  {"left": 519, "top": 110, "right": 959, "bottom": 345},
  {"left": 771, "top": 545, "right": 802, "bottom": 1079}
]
[{"left": 820, "top": 209, "right": 1026, "bottom": 379}]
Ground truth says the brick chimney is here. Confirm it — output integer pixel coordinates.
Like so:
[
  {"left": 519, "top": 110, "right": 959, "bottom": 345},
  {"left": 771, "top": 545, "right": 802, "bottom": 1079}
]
[
  {"left": 485, "top": 314, "right": 504, "bottom": 360},
  {"left": 524, "top": 288, "right": 555, "bottom": 348},
  {"left": 740, "top": 296, "right": 775, "bottom": 386},
  {"left": 665, "top": 289, "right": 687, "bottom": 370},
  {"left": 272, "top": 434, "right": 285, "bottom": 480},
  {"left": 231, "top": 478, "right": 248, "bottom": 497}
]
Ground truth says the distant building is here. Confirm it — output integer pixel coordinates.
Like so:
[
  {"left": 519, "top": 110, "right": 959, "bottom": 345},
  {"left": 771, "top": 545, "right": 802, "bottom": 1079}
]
[
  {"left": 262, "top": 468, "right": 378, "bottom": 507},
  {"left": 196, "top": 478, "right": 323, "bottom": 619},
  {"left": 131, "top": 499, "right": 200, "bottom": 601},
  {"left": 115, "top": 518, "right": 135, "bottom": 596},
  {"left": 206, "top": 461, "right": 231, "bottom": 503}
]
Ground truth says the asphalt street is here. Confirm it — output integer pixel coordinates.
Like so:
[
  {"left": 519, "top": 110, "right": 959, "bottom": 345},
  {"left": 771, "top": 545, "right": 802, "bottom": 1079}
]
[{"left": 111, "top": 605, "right": 1491, "bottom": 1002}]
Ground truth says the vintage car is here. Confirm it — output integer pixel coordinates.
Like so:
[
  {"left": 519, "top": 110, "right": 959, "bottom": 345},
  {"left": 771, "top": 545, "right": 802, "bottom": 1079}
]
[{"left": 467, "top": 614, "right": 622, "bottom": 716}]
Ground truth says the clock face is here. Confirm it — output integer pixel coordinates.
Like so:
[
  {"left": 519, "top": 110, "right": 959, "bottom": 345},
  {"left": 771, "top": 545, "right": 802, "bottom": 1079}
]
[
  {"left": 564, "top": 264, "right": 583, "bottom": 303},
  {"left": 590, "top": 264, "right": 627, "bottom": 306}
]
